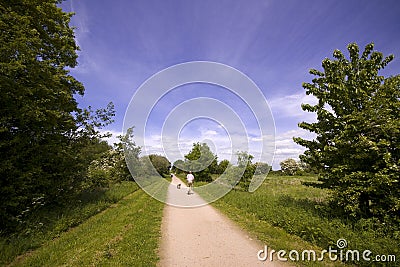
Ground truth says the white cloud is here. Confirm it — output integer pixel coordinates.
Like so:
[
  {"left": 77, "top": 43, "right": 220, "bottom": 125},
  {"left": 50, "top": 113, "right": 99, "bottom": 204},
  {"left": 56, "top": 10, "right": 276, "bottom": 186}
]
[
  {"left": 275, "top": 148, "right": 303, "bottom": 155},
  {"left": 203, "top": 130, "right": 218, "bottom": 136},
  {"left": 271, "top": 128, "right": 315, "bottom": 170},
  {"left": 67, "top": 0, "right": 100, "bottom": 75},
  {"left": 269, "top": 92, "right": 318, "bottom": 121},
  {"left": 249, "top": 136, "right": 263, "bottom": 142},
  {"left": 100, "top": 127, "right": 316, "bottom": 171}
]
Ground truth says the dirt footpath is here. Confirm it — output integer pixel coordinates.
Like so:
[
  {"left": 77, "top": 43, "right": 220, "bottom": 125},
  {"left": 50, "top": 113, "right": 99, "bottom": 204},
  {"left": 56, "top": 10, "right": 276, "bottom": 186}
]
[{"left": 158, "top": 175, "right": 283, "bottom": 266}]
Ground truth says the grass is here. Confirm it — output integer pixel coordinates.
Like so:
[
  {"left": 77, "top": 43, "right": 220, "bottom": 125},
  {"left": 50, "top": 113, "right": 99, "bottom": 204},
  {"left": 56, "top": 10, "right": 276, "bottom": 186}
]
[
  {"left": 200, "top": 174, "right": 398, "bottom": 266},
  {"left": 6, "top": 179, "right": 168, "bottom": 266},
  {"left": 1, "top": 179, "right": 169, "bottom": 266},
  {"left": 0, "top": 181, "right": 139, "bottom": 266}
]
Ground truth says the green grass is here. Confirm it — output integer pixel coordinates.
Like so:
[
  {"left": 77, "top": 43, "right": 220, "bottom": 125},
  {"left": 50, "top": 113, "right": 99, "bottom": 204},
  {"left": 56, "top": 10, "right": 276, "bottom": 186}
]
[
  {"left": 0, "top": 181, "right": 140, "bottom": 266},
  {"left": 201, "top": 174, "right": 398, "bottom": 266},
  {"left": 7, "top": 179, "right": 167, "bottom": 266}
]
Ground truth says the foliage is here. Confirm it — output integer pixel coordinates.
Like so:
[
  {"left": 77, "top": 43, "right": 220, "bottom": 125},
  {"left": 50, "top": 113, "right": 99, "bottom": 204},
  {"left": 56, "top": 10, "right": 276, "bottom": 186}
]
[
  {"left": 137, "top": 154, "right": 170, "bottom": 177},
  {"left": 148, "top": 154, "right": 171, "bottom": 176},
  {"left": 4, "top": 181, "right": 167, "bottom": 266},
  {"left": 208, "top": 156, "right": 219, "bottom": 174},
  {"left": 84, "top": 127, "right": 145, "bottom": 189},
  {"left": 254, "top": 162, "right": 271, "bottom": 175},
  {"left": 85, "top": 149, "right": 129, "bottom": 189},
  {"left": 114, "top": 127, "right": 141, "bottom": 180},
  {"left": 204, "top": 175, "right": 399, "bottom": 266},
  {"left": 217, "top": 159, "right": 231, "bottom": 174},
  {"left": 294, "top": 42, "right": 400, "bottom": 221},
  {"left": 268, "top": 170, "right": 285, "bottom": 176},
  {"left": 298, "top": 159, "right": 315, "bottom": 174},
  {"left": 0, "top": 182, "right": 139, "bottom": 266},
  {"left": 236, "top": 151, "right": 254, "bottom": 167},
  {"left": 0, "top": 0, "right": 115, "bottom": 232},
  {"left": 235, "top": 151, "right": 256, "bottom": 190},
  {"left": 279, "top": 158, "right": 301, "bottom": 176},
  {"left": 183, "top": 142, "right": 217, "bottom": 182},
  {"left": 171, "top": 159, "right": 185, "bottom": 174}
]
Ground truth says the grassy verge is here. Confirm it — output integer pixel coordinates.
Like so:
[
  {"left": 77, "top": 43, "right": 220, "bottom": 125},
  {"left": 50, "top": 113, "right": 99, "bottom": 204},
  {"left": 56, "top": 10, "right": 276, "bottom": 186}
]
[
  {"left": 200, "top": 174, "right": 398, "bottom": 266},
  {"left": 7, "top": 179, "right": 167, "bottom": 266},
  {"left": 0, "top": 181, "right": 139, "bottom": 266}
]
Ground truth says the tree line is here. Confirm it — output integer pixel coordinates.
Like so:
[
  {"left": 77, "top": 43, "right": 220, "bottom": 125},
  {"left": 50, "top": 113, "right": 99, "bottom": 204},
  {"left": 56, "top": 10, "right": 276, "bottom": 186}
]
[{"left": 171, "top": 142, "right": 271, "bottom": 191}]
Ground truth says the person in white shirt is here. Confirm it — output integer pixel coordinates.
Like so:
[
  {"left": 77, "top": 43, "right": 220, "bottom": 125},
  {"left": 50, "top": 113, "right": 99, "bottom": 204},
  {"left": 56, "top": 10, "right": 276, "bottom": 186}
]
[{"left": 186, "top": 171, "right": 194, "bottom": 194}]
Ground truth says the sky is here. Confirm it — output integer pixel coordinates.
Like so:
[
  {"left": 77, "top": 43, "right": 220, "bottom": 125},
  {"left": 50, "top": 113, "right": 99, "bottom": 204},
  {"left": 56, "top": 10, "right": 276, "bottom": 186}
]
[{"left": 62, "top": 0, "right": 400, "bottom": 170}]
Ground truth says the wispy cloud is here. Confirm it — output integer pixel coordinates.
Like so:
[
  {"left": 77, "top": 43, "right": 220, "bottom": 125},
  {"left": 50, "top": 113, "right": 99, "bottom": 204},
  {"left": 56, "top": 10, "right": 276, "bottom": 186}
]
[
  {"left": 102, "top": 126, "right": 313, "bottom": 170},
  {"left": 272, "top": 129, "right": 315, "bottom": 169},
  {"left": 66, "top": 0, "right": 399, "bottom": 171},
  {"left": 269, "top": 92, "right": 318, "bottom": 120},
  {"left": 66, "top": 0, "right": 98, "bottom": 74}
]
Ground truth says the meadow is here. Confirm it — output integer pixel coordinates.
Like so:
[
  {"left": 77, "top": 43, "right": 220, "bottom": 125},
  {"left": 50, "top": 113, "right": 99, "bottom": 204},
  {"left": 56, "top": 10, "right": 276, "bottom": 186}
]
[{"left": 195, "top": 174, "right": 398, "bottom": 266}]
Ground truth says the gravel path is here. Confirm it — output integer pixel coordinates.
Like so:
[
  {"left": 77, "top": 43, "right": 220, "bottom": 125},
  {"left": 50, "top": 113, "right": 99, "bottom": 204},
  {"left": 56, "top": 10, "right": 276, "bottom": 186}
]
[{"left": 158, "top": 175, "right": 284, "bottom": 266}]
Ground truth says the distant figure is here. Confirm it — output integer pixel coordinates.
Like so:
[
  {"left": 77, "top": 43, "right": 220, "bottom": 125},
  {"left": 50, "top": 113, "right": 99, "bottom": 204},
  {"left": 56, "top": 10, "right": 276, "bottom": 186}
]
[{"left": 186, "top": 171, "right": 194, "bottom": 195}]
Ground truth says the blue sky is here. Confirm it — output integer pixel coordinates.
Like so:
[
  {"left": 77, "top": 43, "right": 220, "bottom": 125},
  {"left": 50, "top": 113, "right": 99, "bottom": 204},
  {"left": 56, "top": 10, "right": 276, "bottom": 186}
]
[{"left": 62, "top": 0, "right": 400, "bottom": 169}]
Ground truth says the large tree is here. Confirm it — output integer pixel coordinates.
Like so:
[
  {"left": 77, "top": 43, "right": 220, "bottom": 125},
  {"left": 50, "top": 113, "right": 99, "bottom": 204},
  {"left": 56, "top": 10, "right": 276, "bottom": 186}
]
[
  {"left": 235, "top": 151, "right": 255, "bottom": 190},
  {"left": 184, "top": 142, "right": 217, "bottom": 182},
  {"left": 294, "top": 43, "right": 400, "bottom": 220},
  {"left": 0, "top": 0, "right": 113, "bottom": 231},
  {"left": 148, "top": 154, "right": 171, "bottom": 177},
  {"left": 217, "top": 159, "right": 231, "bottom": 174}
]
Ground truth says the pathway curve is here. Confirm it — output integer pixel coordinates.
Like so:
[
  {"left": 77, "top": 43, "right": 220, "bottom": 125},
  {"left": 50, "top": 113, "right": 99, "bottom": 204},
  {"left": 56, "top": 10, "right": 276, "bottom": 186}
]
[{"left": 158, "top": 175, "right": 283, "bottom": 266}]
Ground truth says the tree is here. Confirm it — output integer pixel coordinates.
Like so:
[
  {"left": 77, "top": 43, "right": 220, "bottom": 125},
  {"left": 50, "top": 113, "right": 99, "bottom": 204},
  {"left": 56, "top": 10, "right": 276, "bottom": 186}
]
[
  {"left": 184, "top": 143, "right": 216, "bottom": 182},
  {"left": 208, "top": 156, "right": 219, "bottom": 174},
  {"left": 235, "top": 151, "right": 255, "bottom": 190},
  {"left": 279, "top": 158, "right": 300, "bottom": 176},
  {"left": 298, "top": 159, "right": 314, "bottom": 174},
  {"left": 217, "top": 159, "right": 231, "bottom": 174},
  {"left": 254, "top": 162, "right": 271, "bottom": 175},
  {"left": 85, "top": 128, "right": 142, "bottom": 188},
  {"left": 115, "top": 127, "right": 141, "bottom": 180},
  {"left": 236, "top": 151, "right": 254, "bottom": 168},
  {"left": 0, "top": 1, "right": 114, "bottom": 231},
  {"left": 149, "top": 154, "right": 171, "bottom": 177},
  {"left": 171, "top": 159, "right": 185, "bottom": 174},
  {"left": 294, "top": 42, "right": 400, "bottom": 220}
]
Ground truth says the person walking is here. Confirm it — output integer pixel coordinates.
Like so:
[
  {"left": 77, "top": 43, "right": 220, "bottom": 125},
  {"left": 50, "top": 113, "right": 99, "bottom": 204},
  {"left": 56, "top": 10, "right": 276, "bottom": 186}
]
[{"left": 186, "top": 171, "right": 194, "bottom": 195}]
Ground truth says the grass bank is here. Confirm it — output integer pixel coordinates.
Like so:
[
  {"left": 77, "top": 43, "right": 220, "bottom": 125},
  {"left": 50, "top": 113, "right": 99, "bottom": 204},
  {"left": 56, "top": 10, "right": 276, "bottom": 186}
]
[
  {"left": 7, "top": 179, "right": 167, "bottom": 266},
  {"left": 0, "top": 181, "right": 139, "bottom": 266},
  {"left": 200, "top": 174, "right": 398, "bottom": 266}
]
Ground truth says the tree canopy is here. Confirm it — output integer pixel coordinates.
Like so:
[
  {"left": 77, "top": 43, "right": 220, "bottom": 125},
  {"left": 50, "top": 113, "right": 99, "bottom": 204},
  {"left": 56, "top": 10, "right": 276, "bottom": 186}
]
[
  {"left": 148, "top": 154, "right": 171, "bottom": 176},
  {"left": 183, "top": 142, "right": 217, "bottom": 182},
  {"left": 294, "top": 42, "right": 400, "bottom": 220},
  {"left": 0, "top": 0, "right": 114, "bottom": 231},
  {"left": 279, "top": 158, "right": 300, "bottom": 176}
]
